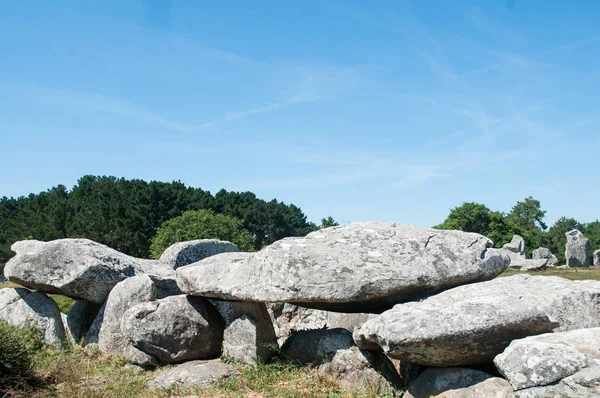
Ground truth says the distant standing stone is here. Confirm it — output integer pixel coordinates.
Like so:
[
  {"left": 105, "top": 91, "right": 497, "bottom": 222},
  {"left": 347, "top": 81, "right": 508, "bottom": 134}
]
[
  {"left": 503, "top": 235, "right": 526, "bottom": 257},
  {"left": 594, "top": 249, "right": 600, "bottom": 266},
  {"left": 565, "top": 229, "right": 590, "bottom": 267}
]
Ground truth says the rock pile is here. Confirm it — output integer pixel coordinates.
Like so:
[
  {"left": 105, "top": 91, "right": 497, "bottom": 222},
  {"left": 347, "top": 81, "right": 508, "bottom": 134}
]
[{"left": 2, "top": 221, "right": 599, "bottom": 396}]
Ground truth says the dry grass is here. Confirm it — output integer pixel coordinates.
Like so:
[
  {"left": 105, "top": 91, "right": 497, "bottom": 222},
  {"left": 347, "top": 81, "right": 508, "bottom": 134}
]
[
  {"left": 2, "top": 345, "right": 400, "bottom": 398},
  {"left": 501, "top": 266, "right": 600, "bottom": 281}
]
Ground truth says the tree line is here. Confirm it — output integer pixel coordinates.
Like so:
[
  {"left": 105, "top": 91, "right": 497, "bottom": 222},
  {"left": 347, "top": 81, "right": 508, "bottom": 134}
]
[
  {"left": 434, "top": 197, "right": 600, "bottom": 263},
  {"left": 0, "top": 175, "right": 332, "bottom": 272}
]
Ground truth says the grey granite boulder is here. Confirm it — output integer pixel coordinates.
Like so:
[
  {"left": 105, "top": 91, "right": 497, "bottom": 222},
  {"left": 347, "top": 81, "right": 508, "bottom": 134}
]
[
  {"left": 5, "top": 239, "right": 180, "bottom": 303},
  {"left": 507, "top": 258, "right": 548, "bottom": 271},
  {"left": 495, "top": 328, "right": 600, "bottom": 391},
  {"left": 404, "top": 368, "right": 514, "bottom": 398},
  {"left": 282, "top": 329, "right": 402, "bottom": 390},
  {"left": 566, "top": 229, "right": 591, "bottom": 267},
  {"left": 123, "top": 345, "right": 159, "bottom": 368},
  {"left": 515, "top": 366, "right": 600, "bottom": 397},
  {"left": 147, "top": 359, "right": 239, "bottom": 390},
  {"left": 504, "top": 235, "right": 526, "bottom": 257},
  {"left": 159, "top": 239, "right": 239, "bottom": 269},
  {"left": 267, "top": 303, "right": 376, "bottom": 345},
  {"left": 121, "top": 295, "right": 224, "bottom": 364},
  {"left": 85, "top": 275, "right": 156, "bottom": 352},
  {"left": 594, "top": 249, "right": 600, "bottom": 266},
  {"left": 0, "top": 288, "right": 65, "bottom": 346},
  {"left": 532, "top": 247, "right": 559, "bottom": 267},
  {"left": 354, "top": 275, "right": 600, "bottom": 367},
  {"left": 177, "top": 223, "right": 509, "bottom": 312}
]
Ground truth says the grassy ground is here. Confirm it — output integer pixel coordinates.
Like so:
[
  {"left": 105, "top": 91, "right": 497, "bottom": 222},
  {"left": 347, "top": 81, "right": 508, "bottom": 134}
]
[
  {"left": 501, "top": 266, "right": 600, "bottom": 280},
  {"left": 2, "top": 344, "right": 399, "bottom": 398}
]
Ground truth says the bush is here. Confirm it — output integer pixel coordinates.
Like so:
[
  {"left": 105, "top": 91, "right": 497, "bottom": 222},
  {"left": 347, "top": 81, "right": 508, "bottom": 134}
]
[
  {"left": 0, "top": 320, "right": 44, "bottom": 381},
  {"left": 150, "top": 209, "right": 255, "bottom": 258}
]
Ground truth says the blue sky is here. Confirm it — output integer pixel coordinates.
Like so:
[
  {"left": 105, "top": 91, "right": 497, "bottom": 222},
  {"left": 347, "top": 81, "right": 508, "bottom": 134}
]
[{"left": 1, "top": 0, "right": 599, "bottom": 228}]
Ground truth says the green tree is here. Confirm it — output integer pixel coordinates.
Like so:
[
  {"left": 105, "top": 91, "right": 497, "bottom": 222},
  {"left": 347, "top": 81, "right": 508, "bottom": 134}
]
[
  {"left": 320, "top": 216, "right": 339, "bottom": 228},
  {"left": 433, "top": 202, "right": 492, "bottom": 235},
  {"left": 150, "top": 209, "right": 255, "bottom": 258}
]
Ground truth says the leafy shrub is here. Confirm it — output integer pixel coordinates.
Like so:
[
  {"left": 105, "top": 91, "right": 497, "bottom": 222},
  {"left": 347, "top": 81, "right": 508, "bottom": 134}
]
[
  {"left": 150, "top": 209, "right": 255, "bottom": 258},
  {"left": 0, "top": 320, "right": 44, "bottom": 381}
]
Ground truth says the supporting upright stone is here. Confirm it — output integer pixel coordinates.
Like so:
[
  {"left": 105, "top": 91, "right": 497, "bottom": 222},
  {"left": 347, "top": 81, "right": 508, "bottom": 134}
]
[{"left": 212, "top": 300, "right": 278, "bottom": 364}]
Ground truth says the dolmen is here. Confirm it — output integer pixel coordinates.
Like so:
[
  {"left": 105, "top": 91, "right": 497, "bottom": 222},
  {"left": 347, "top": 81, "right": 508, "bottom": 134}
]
[{"left": 2, "top": 222, "right": 600, "bottom": 396}]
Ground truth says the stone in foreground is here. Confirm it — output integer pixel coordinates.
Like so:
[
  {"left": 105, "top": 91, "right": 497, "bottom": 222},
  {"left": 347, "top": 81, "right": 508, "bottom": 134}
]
[
  {"left": 86, "top": 275, "right": 156, "bottom": 352},
  {"left": 147, "top": 360, "right": 239, "bottom": 390},
  {"left": 354, "top": 275, "right": 600, "bottom": 366},
  {"left": 177, "top": 222, "right": 509, "bottom": 312},
  {"left": 404, "top": 368, "right": 514, "bottom": 398},
  {"left": 515, "top": 366, "right": 600, "bottom": 398},
  {"left": 495, "top": 328, "right": 600, "bottom": 391},
  {"left": 565, "top": 229, "right": 590, "bottom": 267},
  {"left": 0, "top": 288, "right": 65, "bottom": 346},
  {"left": 121, "top": 295, "right": 224, "bottom": 364},
  {"left": 159, "top": 239, "right": 239, "bottom": 269},
  {"left": 5, "top": 239, "right": 180, "bottom": 303}
]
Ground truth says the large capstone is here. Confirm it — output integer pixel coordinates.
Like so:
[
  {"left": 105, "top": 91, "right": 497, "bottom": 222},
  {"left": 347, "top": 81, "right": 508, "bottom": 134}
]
[
  {"left": 177, "top": 223, "right": 509, "bottom": 312},
  {"left": 4, "top": 239, "right": 180, "bottom": 303},
  {"left": 354, "top": 275, "right": 600, "bottom": 367}
]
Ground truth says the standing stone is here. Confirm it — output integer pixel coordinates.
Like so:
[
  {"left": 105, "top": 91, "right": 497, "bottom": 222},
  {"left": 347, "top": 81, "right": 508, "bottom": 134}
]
[
  {"left": 85, "top": 275, "right": 156, "bottom": 352},
  {"left": 121, "top": 295, "right": 224, "bottom": 364},
  {"left": 532, "top": 247, "right": 559, "bottom": 267},
  {"left": 177, "top": 223, "right": 510, "bottom": 312},
  {"left": 504, "top": 235, "right": 526, "bottom": 258},
  {"left": 594, "top": 250, "right": 600, "bottom": 266},
  {"left": 354, "top": 275, "right": 600, "bottom": 367},
  {"left": 0, "top": 288, "right": 65, "bottom": 346},
  {"left": 565, "top": 230, "right": 591, "bottom": 267},
  {"left": 4, "top": 239, "right": 180, "bottom": 303},
  {"left": 159, "top": 239, "right": 239, "bottom": 270},
  {"left": 212, "top": 300, "right": 277, "bottom": 364}
]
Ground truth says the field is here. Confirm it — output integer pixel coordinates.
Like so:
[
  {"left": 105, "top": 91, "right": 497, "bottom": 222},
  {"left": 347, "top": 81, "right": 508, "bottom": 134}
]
[{"left": 1, "top": 266, "right": 599, "bottom": 397}]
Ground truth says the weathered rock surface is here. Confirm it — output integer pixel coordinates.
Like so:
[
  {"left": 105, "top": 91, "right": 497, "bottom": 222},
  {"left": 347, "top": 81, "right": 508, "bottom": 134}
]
[
  {"left": 515, "top": 366, "right": 600, "bottom": 398},
  {"left": 504, "top": 235, "right": 526, "bottom": 257},
  {"left": 594, "top": 249, "right": 600, "bottom": 266},
  {"left": 282, "top": 329, "right": 402, "bottom": 389},
  {"left": 566, "top": 229, "right": 591, "bottom": 267},
  {"left": 0, "top": 288, "right": 65, "bottom": 346},
  {"left": 532, "top": 247, "right": 559, "bottom": 267},
  {"left": 123, "top": 345, "right": 159, "bottom": 368},
  {"left": 495, "top": 328, "right": 600, "bottom": 391},
  {"left": 177, "top": 223, "right": 509, "bottom": 312},
  {"left": 147, "top": 360, "right": 239, "bottom": 390},
  {"left": 64, "top": 300, "right": 101, "bottom": 343},
  {"left": 159, "top": 239, "right": 239, "bottom": 270},
  {"left": 121, "top": 295, "right": 224, "bottom": 364},
  {"left": 214, "top": 301, "right": 277, "bottom": 364},
  {"left": 267, "top": 303, "right": 376, "bottom": 345},
  {"left": 507, "top": 258, "right": 548, "bottom": 271},
  {"left": 282, "top": 328, "right": 356, "bottom": 365},
  {"left": 404, "top": 368, "right": 514, "bottom": 398},
  {"left": 86, "top": 275, "right": 156, "bottom": 352},
  {"left": 354, "top": 275, "right": 600, "bottom": 366},
  {"left": 5, "top": 239, "right": 180, "bottom": 303}
]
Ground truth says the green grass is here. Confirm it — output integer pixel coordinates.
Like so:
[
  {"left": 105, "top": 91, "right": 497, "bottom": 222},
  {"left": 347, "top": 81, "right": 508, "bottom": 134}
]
[
  {"left": 0, "top": 282, "right": 76, "bottom": 314},
  {"left": 501, "top": 266, "right": 600, "bottom": 281}
]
